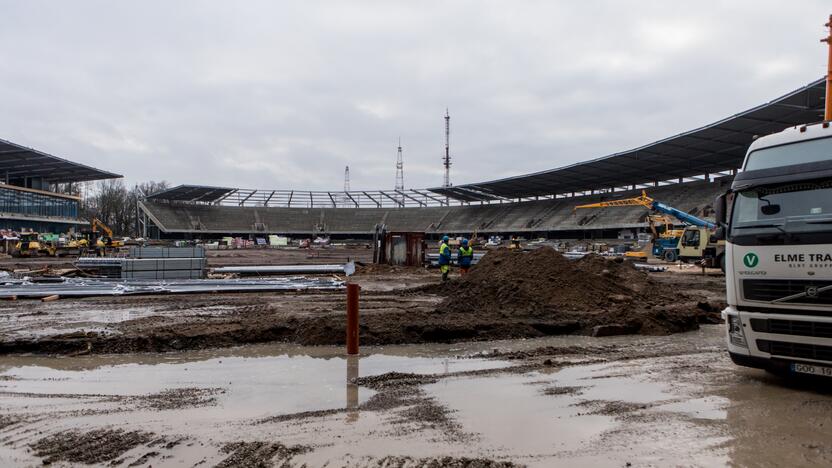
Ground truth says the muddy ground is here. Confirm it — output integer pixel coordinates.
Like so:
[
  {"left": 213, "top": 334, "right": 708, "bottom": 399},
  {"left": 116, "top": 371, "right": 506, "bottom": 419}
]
[
  {"left": 0, "top": 248, "right": 724, "bottom": 355},
  {"left": 1, "top": 327, "right": 830, "bottom": 467},
  {"left": 0, "top": 247, "right": 827, "bottom": 467}
]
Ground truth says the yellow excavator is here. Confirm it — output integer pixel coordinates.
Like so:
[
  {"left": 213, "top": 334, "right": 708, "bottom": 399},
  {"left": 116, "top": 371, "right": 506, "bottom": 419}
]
[{"left": 84, "top": 218, "right": 124, "bottom": 256}]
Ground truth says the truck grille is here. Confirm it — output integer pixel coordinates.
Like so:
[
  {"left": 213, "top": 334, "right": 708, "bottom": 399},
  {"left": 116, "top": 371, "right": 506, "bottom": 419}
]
[
  {"left": 743, "top": 279, "right": 832, "bottom": 305},
  {"left": 750, "top": 318, "right": 832, "bottom": 338},
  {"left": 756, "top": 339, "right": 832, "bottom": 361}
]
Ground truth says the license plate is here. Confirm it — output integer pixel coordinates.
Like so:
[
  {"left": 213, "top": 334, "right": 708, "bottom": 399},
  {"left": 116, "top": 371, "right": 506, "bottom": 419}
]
[{"left": 791, "top": 362, "right": 832, "bottom": 377}]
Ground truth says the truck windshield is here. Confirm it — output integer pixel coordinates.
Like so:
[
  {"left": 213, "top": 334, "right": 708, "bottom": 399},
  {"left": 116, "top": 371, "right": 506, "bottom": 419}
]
[
  {"left": 744, "top": 136, "right": 832, "bottom": 171},
  {"left": 730, "top": 180, "right": 832, "bottom": 237}
]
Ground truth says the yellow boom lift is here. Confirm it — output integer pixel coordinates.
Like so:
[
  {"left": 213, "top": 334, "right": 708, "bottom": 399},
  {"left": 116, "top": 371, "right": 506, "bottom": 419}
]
[{"left": 574, "top": 191, "right": 724, "bottom": 267}]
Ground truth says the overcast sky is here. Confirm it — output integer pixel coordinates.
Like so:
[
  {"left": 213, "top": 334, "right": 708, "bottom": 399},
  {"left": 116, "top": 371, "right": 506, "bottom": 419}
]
[{"left": 1, "top": 1, "right": 830, "bottom": 191}]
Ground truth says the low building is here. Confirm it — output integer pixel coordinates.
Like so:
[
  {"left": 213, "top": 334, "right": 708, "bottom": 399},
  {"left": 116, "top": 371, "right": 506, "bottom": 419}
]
[{"left": 0, "top": 137, "right": 121, "bottom": 233}]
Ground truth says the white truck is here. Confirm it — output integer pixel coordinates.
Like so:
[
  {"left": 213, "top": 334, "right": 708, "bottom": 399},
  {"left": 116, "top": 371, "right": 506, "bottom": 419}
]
[{"left": 716, "top": 121, "right": 832, "bottom": 377}]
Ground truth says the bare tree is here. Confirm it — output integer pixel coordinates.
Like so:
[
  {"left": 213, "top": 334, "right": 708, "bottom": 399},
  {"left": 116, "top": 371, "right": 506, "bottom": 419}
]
[{"left": 83, "top": 180, "right": 169, "bottom": 236}]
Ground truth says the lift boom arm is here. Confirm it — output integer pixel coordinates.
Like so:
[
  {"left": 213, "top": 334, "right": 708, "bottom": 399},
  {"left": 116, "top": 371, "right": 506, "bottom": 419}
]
[{"left": 574, "top": 190, "right": 715, "bottom": 229}]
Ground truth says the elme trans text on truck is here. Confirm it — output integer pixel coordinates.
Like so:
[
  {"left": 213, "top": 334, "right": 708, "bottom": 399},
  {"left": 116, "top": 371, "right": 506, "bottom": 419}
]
[{"left": 715, "top": 122, "right": 832, "bottom": 378}]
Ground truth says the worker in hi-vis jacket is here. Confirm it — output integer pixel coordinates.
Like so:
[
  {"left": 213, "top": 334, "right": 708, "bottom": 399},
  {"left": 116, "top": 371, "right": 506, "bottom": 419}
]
[
  {"left": 457, "top": 238, "right": 473, "bottom": 276},
  {"left": 438, "top": 235, "right": 452, "bottom": 282}
]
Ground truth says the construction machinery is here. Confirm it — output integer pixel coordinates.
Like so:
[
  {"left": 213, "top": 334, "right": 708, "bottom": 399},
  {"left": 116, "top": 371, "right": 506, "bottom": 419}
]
[
  {"left": 83, "top": 218, "right": 124, "bottom": 256},
  {"left": 13, "top": 232, "right": 46, "bottom": 257},
  {"left": 574, "top": 190, "right": 724, "bottom": 267},
  {"left": 51, "top": 236, "right": 88, "bottom": 257},
  {"left": 13, "top": 231, "right": 93, "bottom": 257}
]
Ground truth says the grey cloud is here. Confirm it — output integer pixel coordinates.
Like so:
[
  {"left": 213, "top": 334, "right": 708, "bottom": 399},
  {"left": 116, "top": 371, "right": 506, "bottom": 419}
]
[{"left": 0, "top": 0, "right": 829, "bottom": 191}]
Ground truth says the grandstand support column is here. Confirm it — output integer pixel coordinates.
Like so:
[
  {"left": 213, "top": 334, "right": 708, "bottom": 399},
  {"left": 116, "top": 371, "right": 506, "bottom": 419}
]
[{"left": 824, "top": 14, "right": 832, "bottom": 121}]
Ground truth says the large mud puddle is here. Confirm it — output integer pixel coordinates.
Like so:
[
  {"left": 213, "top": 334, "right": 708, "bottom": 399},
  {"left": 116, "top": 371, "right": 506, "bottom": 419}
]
[
  {"left": 0, "top": 347, "right": 509, "bottom": 419},
  {"left": 1, "top": 328, "right": 832, "bottom": 466},
  {"left": 423, "top": 360, "right": 730, "bottom": 466}
]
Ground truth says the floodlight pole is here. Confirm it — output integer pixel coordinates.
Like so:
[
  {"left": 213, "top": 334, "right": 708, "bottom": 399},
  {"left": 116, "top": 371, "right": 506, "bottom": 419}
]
[{"left": 823, "top": 14, "right": 832, "bottom": 122}]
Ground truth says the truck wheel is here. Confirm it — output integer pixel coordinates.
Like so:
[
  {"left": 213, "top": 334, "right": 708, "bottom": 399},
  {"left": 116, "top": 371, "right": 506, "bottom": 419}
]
[{"left": 663, "top": 250, "right": 678, "bottom": 262}]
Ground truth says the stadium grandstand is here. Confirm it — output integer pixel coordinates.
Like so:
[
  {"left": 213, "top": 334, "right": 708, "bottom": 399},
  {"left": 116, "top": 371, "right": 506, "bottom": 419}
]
[
  {"left": 139, "top": 78, "right": 826, "bottom": 240},
  {"left": 0, "top": 137, "right": 121, "bottom": 233}
]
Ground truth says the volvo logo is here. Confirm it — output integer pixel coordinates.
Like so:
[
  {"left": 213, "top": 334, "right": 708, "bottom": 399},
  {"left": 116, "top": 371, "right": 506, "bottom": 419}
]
[
  {"left": 806, "top": 286, "right": 819, "bottom": 298},
  {"left": 743, "top": 252, "right": 759, "bottom": 268}
]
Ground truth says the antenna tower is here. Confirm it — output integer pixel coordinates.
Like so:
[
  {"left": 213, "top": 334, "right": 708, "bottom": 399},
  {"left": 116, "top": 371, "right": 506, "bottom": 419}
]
[
  {"left": 344, "top": 166, "right": 350, "bottom": 192},
  {"left": 342, "top": 165, "right": 351, "bottom": 207},
  {"left": 395, "top": 137, "right": 404, "bottom": 205},
  {"left": 443, "top": 109, "right": 451, "bottom": 188}
]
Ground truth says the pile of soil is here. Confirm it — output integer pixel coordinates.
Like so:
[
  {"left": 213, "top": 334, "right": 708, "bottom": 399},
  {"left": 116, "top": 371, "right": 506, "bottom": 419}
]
[{"left": 436, "top": 247, "right": 714, "bottom": 335}]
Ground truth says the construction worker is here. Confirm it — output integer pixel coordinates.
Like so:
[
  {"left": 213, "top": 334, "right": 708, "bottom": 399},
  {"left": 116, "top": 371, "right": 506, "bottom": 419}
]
[
  {"left": 458, "top": 238, "right": 474, "bottom": 276},
  {"left": 438, "top": 235, "right": 452, "bottom": 282}
]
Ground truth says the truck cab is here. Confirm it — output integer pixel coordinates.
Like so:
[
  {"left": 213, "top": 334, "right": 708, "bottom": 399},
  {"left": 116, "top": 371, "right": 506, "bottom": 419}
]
[{"left": 717, "top": 121, "right": 832, "bottom": 377}]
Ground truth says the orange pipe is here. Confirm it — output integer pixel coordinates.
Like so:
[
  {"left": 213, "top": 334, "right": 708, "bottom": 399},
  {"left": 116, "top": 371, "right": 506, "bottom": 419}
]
[
  {"left": 825, "top": 15, "right": 832, "bottom": 122},
  {"left": 346, "top": 283, "right": 360, "bottom": 355}
]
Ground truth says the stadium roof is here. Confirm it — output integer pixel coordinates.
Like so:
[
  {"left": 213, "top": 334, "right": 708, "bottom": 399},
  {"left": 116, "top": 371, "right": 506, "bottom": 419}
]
[
  {"left": 0, "top": 137, "right": 121, "bottom": 183},
  {"left": 146, "top": 184, "right": 238, "bottom": 202},
  {"left": 430, "top": 78, "right": 827, "bottom": 201},
  {"left": 145, "top": 184, "right": 454, "bottom": 208}
]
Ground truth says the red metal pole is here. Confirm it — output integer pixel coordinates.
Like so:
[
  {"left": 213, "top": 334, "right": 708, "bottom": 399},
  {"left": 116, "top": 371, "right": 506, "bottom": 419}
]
[
  {"left": 824, "top": 15, "right": 832, "bottom": 122},
  {"left": 346, "top": 283, "right": 360, "bottom": 355}
]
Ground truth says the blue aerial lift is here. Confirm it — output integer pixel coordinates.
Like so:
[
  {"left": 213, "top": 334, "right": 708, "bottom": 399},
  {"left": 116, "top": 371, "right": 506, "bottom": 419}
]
[{"left": 575, "top": 190, "right": 723, "bottom": 266}]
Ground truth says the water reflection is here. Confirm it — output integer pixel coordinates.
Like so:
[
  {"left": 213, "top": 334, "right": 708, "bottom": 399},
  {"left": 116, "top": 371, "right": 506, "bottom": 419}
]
[{"left": 346, "top": 354, "right": 359, "bottom": 423}]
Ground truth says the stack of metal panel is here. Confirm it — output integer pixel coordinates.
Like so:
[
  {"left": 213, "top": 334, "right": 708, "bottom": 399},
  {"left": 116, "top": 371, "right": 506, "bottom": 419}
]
[
  {"left": 129, "top": 246, "right": 205, "bottom": 259},
  {"left": 76, "top": 246, "right": 206, "bottom": 279},
  {"left": 75, "top": 257, "right": 124, "bottom": 278},
  {"left": 120, "top": 257, "right": 206, "bottom": 279}
]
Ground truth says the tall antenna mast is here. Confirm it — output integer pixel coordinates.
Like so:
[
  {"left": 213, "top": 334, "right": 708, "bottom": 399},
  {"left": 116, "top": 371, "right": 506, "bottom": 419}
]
[
  {"left": 342, "top": 165, "right": 351, "bottom": 207},
  {"left": 344, "top": 165, "right": 350, "bottom": 192},
  {"left": 395, "top": 137, "right": 404, "bottom": 206},
  {"left": 443, "top": 109, "right": 451, "bottom": 188}
]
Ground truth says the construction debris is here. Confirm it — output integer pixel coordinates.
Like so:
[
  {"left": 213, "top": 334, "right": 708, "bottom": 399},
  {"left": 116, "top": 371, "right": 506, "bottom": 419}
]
[{"left": 0, "top": 276, "right": 344, "bottom": 299}]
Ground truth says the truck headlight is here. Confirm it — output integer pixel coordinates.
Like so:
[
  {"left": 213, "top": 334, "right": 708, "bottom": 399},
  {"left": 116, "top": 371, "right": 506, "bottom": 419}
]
[{"left": 728, "top": 315, "right": 747, "bottom": 348}]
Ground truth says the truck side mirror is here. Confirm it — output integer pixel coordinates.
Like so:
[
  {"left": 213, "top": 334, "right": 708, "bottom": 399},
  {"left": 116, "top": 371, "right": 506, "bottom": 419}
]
[
  {"left": 714, "top": 192, "right": 728, "bottom": 228},
  {"left": 711, "top": 226, "right": 726, "bottom": 242}
]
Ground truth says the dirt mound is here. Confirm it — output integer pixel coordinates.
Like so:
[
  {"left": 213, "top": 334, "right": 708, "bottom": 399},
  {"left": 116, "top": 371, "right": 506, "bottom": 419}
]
[
  {"left": 439, "top": 247, "right": 657, "bottom": 313},
  {"left": 436, "top": 247, "right": 711, "bottom": 335}
]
